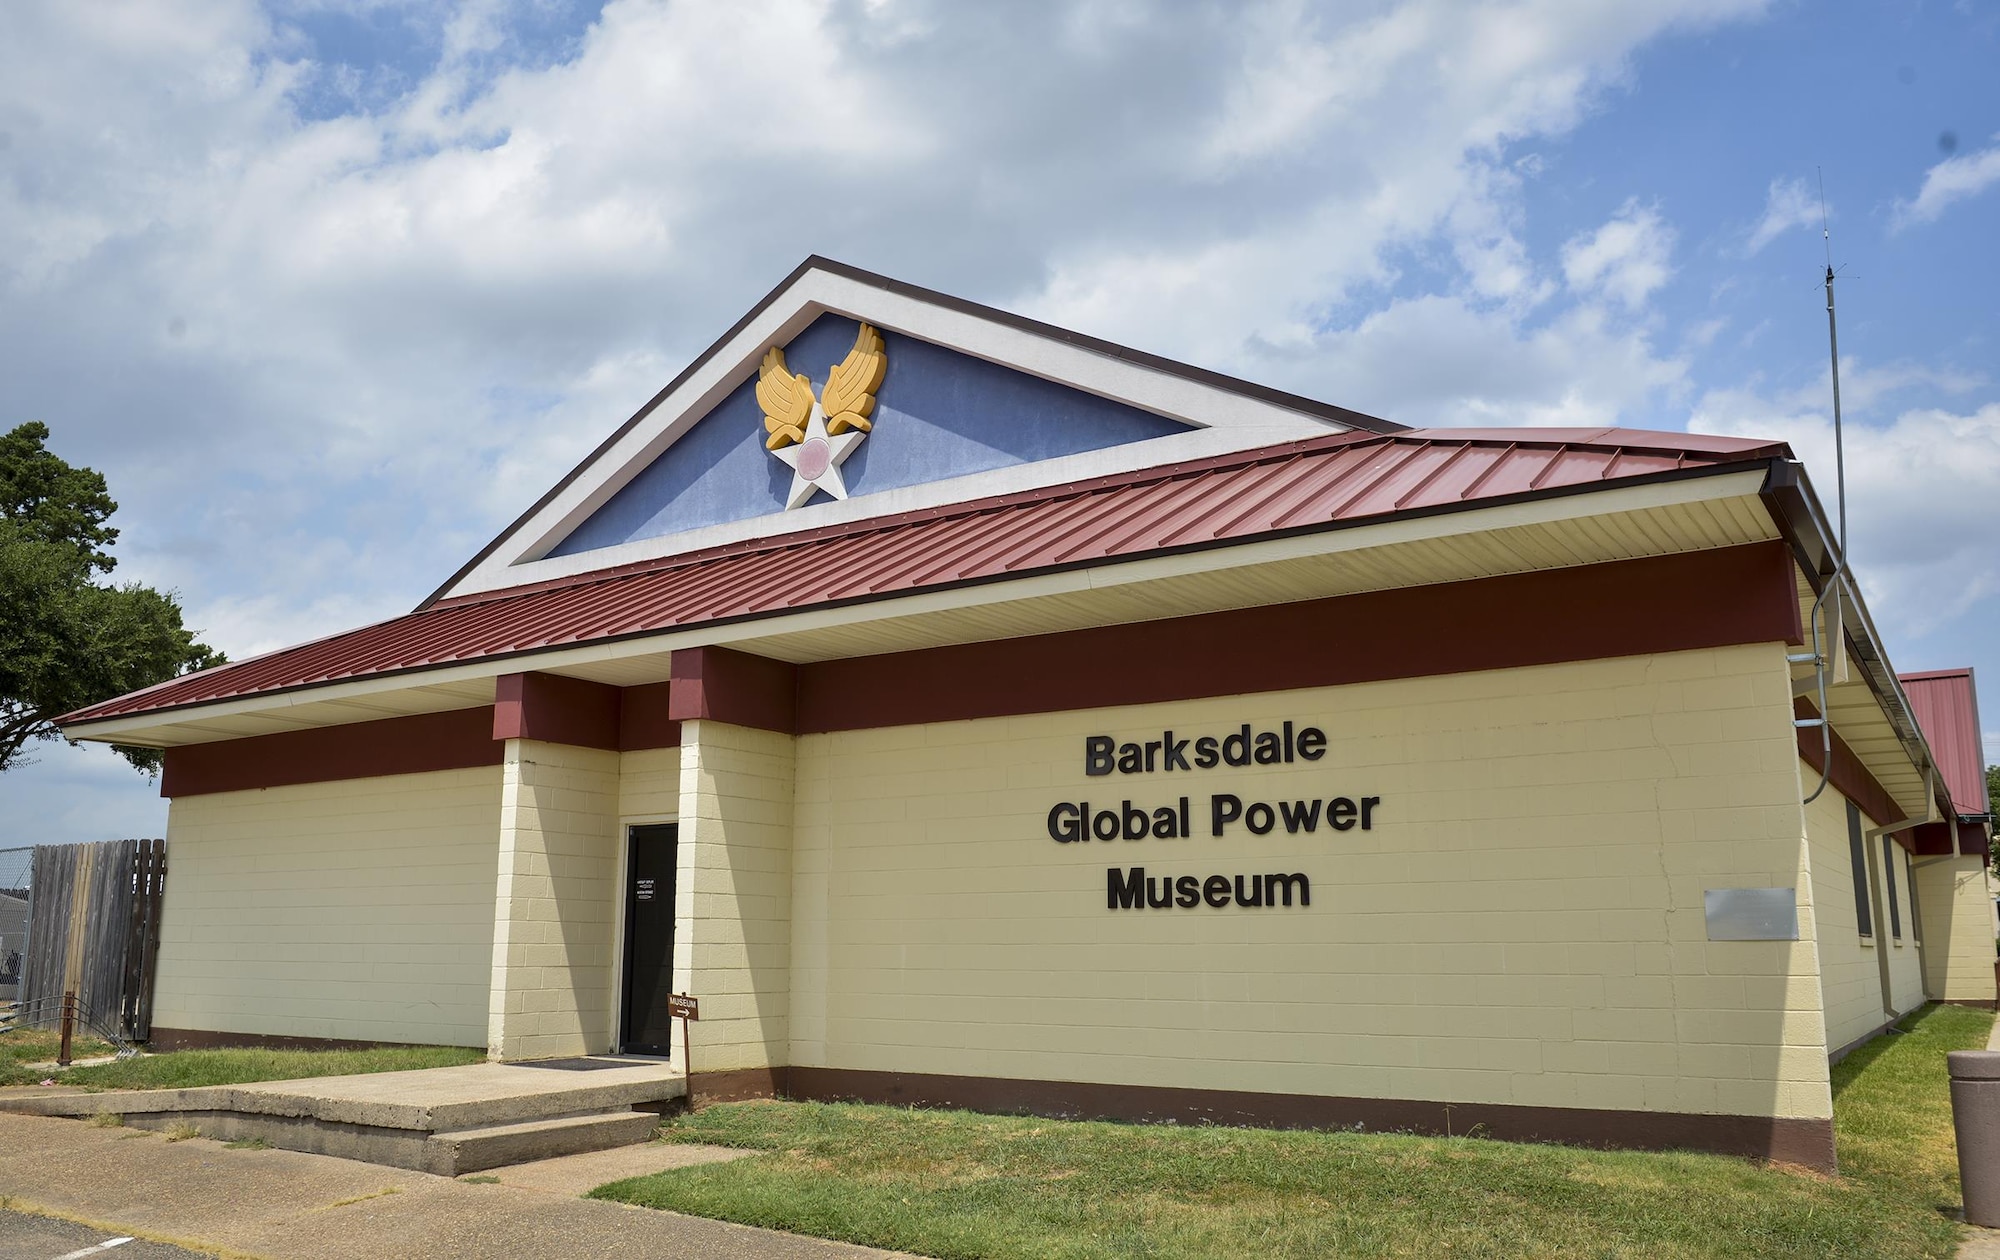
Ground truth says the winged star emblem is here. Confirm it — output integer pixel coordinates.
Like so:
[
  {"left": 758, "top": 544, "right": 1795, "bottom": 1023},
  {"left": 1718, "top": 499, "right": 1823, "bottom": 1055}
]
[{"left": 758, "top": 322, "right": 887, "bottom": 509}]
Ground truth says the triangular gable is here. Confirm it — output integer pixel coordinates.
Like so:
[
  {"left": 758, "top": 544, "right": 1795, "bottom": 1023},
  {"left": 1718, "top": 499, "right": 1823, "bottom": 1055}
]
[
  {"left": 548, "top": 314, "right": 1189, "bottom": 557},
  {"left": 428, "top": 257, "right": 1396, "bottom": 605}
]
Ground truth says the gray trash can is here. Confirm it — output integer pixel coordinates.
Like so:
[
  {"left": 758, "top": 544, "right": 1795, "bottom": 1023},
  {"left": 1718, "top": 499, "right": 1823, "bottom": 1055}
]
[{"left": 1950, "top": 1051, "right": 2000, "bottom": 1227}]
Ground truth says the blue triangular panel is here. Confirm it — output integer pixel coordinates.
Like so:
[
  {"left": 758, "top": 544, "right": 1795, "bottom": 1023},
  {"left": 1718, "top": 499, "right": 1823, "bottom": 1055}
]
[{"left": 547, "top": 315, "right": 1189, "bottom": 557}]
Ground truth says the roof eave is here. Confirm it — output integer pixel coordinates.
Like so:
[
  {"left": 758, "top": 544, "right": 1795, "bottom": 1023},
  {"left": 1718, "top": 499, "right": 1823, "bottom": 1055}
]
[{"left": 1761, "top": 458, "right": 1945, "bottom": 815}]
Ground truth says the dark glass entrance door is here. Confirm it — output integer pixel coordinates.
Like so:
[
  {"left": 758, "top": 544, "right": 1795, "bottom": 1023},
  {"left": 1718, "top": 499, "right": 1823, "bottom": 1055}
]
[{"left": 620, "top": 823, "right": 678, "bottom": 1056}]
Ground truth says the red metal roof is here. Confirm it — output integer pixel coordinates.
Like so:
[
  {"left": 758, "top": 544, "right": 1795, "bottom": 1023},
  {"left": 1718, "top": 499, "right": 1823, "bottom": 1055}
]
[
  {"left": 1899, "top": 668, "right": 1989, "bottom": 815},
  {"left": 63, "top": 427, "right": 1790, "bottom": 727}
]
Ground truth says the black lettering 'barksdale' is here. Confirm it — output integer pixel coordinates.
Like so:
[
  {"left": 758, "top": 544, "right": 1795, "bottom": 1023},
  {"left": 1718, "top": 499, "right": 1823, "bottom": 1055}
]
[{"left": 1085, "top": 723, "right": 1326, "bottom": 775}]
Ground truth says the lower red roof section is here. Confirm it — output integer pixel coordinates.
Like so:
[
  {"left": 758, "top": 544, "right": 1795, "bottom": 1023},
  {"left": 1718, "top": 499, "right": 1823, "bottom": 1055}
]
[
  {"left": 63, "top": 427, "right": 1788, "bottom": 728},
  {"left": 1898, "top": 668, "right": 1988, "bottom": 815}
]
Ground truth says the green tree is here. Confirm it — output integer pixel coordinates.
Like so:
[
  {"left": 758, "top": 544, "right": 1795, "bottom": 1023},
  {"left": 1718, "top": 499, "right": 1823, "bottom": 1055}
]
[
  {"left": 1987, "top": 765, "right": 1998, "bottom": 869},
  {"left": 0, "top": 422, "right": 223, "bottom": 773}
]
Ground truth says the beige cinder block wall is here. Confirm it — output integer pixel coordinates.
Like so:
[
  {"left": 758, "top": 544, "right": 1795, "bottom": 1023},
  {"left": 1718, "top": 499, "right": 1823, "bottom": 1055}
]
[
  {"left": 1883, "top": 836, "right": 1925, "bottom": 1012},
  {"left": 1916, "top": 853, "right": 1999, "bottom": 1005},
  {"left": 789, "top": 643, "right": 1834, "bottom": 1124},
  {"left": 488, "top": 738, "right": 621, "bottom": 1060},
  {"left": 1803, "top": 779, "right": 1902, "bottom": 1053},
  {"left": 677, "top": 719, "right": 794, "bottom": 1072},
  {"left": 620, "top": 747, "right": 682, "bottom": 822},
  {"left": 155, "top": 766, "right": 502, "bottom": 1047}
]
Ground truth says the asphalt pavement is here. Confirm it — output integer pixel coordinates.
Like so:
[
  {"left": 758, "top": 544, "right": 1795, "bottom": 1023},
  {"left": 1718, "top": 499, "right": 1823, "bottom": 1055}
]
[{"left": 0, "top": 1211, "right": 214, "bottom": 1260}]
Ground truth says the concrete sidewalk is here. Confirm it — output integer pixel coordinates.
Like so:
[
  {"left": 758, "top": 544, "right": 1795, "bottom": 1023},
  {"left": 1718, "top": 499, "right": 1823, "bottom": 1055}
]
[{"left": 0, "top": 1112, "right": 904, "bottom": 1260}]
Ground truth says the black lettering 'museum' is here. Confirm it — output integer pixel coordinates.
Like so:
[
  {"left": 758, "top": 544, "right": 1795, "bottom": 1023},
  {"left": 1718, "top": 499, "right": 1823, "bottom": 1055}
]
[{"left": 1107, "top": 866, "right": 1310, "bottom": 910}]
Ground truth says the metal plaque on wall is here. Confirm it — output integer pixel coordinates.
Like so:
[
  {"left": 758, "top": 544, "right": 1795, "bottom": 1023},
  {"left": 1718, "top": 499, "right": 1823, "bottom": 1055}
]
[{"left": 1703, "top": 887, "right": 1800, "bottom": 941}]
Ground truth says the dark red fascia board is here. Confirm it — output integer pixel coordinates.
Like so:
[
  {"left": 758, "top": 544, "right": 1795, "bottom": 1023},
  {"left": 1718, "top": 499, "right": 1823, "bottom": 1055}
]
[
  {"left": 161, "top": 542, "right": 1800, "bottom": 795},
  {"left": 668, "top": 646, "right": 797, "bottom": 733},
  {"left": 420, "top": 255, "right": 1403, "bottom": 611},
  {"left": 796, "top": 541, "right": 1801, "bottom": 734},
  {"left": 1910, "top": 818, "right": 1991, "bottom": 862},
  {"left": 163, "top": 681, "right": 683, "bottom": 798},
  {"left": 555, "top": 542, "right": 1802, "bottom": 738},
  {"left": 494, "top": 671, "right": 623, "bottom": 750},
  {"left": 491, "top": 672, "right": 681, "bottom": 755},
  {"left": 160, "top": 708, "right": 505, "bottom": 798},
  {"left": 649, "top": 543, "right": 1801, "bottom": 738}
]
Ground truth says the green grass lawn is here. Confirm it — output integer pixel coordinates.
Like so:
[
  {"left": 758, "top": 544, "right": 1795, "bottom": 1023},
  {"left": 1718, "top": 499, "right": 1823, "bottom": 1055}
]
[
  {"left": 0, "top": 1028, "right": 483, "bottom": 1090},
  {"left": 593, "top": 1003, "right": 1991, "bottom": 1260},
  {"left": 0, "top": 1028, "right": 118, "bottom": 1086}
]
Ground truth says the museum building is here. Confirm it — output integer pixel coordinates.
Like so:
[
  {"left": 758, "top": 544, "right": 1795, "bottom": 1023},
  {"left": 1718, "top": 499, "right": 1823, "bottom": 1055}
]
[{"left": 60, "top": 259, "right": 1996, "bottom": 1172}]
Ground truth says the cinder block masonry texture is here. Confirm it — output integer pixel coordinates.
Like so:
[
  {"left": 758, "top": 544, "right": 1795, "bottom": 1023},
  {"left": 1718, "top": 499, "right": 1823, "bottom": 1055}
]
[
  {"left": 676, "top": 720, "right": 795, "bottom": 1072},
  {"left": 489, "top": 740, "right": 621, "bottom": 1061},
  {"left": 787, "top": 643, "right": 1838, "bottom": 1122},
  {"left": 155, "top": 766, "right": 502, "bottom": 1047},
  {"left": 1916, "top": 853, "right": 1999, "bottom": 1005}
]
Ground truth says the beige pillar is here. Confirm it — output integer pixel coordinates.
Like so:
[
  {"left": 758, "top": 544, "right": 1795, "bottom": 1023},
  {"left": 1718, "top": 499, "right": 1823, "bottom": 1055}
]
[
  {"left": 676, "top": 719, "right": 795, "bottom": 1078},
  {"left": 1915, "top": 853, "right": 2000, "bottom": 1006},
  {"left": 488, "top": 738, "right": 622, "bottom": 1060}
]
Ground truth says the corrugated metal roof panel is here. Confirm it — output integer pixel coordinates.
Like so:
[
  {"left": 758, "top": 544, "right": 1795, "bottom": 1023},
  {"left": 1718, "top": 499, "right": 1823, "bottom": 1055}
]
[
  {"left": 1899, "top": 668, "right": 1989, "bottom": 814},
  {"left": 62, "top": 427, "right": 1789, "bottom": 726}
]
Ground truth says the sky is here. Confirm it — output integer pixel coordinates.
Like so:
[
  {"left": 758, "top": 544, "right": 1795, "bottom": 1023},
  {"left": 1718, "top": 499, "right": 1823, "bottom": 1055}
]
[{"left": 1, "top": 0, "right": 1996, "bottom": 845}]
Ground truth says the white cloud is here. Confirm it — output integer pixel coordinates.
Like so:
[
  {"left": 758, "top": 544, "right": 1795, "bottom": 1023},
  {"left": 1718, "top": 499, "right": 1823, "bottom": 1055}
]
[
  {"left": 1690, "top": 393, "right": 2000, "bottom": 637},
  {"left": 1743, "top": 176, "right": 1819, "bottom": 256},
  {"left": 1891, "top": 133, "right": 2000, "bottom": 231},
  {"left": 1238, "top": 294, "right": 1689, "bottom": 429},
  {"left": 1561, "top": 200, "right": 1675, "bottom": 308}
]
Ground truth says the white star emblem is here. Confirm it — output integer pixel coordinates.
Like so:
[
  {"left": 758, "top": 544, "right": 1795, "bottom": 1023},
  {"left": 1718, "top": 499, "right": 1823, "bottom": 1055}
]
[{"left": 771, "top": 403, "right": 866, "bottom": 508}]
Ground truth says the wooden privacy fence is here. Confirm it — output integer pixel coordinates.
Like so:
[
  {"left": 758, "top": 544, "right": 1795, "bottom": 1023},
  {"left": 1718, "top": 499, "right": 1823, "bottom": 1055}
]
[{"left": 22, "top": 839, "right": 167, "bottom": 1041}]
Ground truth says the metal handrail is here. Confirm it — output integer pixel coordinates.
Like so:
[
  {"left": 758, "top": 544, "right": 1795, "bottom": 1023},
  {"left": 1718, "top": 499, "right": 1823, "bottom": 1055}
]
[{"left": 0, "top": 994, "right": 140, "bottom": 1058}]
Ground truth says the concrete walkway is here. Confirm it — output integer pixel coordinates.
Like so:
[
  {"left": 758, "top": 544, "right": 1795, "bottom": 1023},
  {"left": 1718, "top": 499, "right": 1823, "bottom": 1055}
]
[{"left": 0, "top": 1112, "right": 904, "bottom": 1260}]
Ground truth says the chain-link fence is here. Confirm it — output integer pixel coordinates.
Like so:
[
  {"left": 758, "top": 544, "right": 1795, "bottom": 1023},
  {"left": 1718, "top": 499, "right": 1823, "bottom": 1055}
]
[{"left": 0, "top": 845, "right": 30, "bottom": 1005}]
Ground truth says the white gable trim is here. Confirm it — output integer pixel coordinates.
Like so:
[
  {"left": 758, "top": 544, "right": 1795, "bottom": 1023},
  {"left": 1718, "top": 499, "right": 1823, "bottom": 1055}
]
[{"left": 435, "top": 262, "right": 1363, "bottom": 602}]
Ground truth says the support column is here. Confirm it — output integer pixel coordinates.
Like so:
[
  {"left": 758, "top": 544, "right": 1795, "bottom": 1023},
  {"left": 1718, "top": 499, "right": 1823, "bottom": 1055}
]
[
  {"left": 667, "top": 646, "right": 799, "bottom": 1091},
  {"left": 487, "top": 672, "right": 626, "bottom": 1061},
  {"left": 676, "top": 720, "right": 795, "bottom": 1082}
]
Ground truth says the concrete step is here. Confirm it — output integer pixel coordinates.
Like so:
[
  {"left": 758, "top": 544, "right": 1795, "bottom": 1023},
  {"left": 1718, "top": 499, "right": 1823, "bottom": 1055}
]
[{"left": 427, "top": 1109, "right": 663, "bottom": 1176}]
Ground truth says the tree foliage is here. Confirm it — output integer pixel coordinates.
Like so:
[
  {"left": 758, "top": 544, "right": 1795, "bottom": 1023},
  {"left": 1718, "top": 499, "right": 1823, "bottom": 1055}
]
[
  {"left": 0, "top": 422, "right": 224, "bottom": 774},
  {"left": 1988, "top": 765, "right": 1999, "bottom": 869}
]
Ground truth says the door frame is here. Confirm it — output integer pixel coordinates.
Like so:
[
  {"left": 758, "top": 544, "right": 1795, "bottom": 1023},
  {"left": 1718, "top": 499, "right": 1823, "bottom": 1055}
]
[{"left": 613, "top": 814, "right": 678, "bottom": 1056}]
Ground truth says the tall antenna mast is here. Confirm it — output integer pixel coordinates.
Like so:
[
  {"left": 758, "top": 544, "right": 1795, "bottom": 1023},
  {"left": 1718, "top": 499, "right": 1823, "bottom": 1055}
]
[
  {"left": 1799, "top": 170, "right": 1848, "bottom": 805},
  {"left": 1820, "top": 168, "right": 1847, "bottom": 569}
]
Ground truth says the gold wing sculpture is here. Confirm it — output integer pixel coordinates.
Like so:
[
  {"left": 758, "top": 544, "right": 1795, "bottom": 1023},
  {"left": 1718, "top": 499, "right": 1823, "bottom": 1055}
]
[
  {"left": 757, "top": 347, "right": 815, "bottom": 450},
  {"left": 821, "top": 323, "right": 887, "bottom": 435}
]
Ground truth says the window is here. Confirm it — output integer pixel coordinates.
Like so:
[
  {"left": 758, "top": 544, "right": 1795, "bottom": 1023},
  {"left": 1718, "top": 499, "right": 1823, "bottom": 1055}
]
[
  {"left": 1906, "top": 847, "right": 1921, "bottom": 943},
  {"left": 1883, "top": 835, "right": 1902, "bottom": 941},
  {"left": 1847, "top": 802, "right": 1872, "bottom": 937}
]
